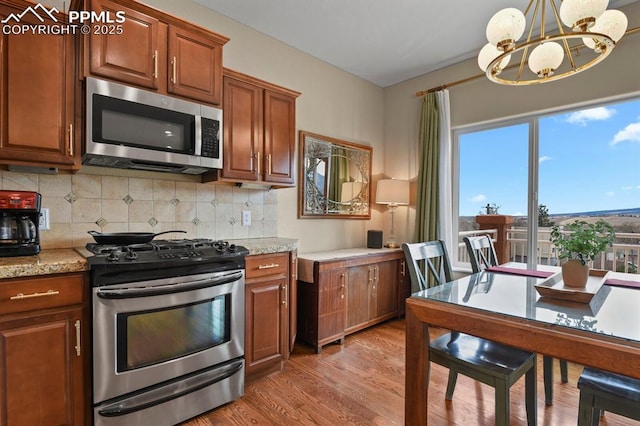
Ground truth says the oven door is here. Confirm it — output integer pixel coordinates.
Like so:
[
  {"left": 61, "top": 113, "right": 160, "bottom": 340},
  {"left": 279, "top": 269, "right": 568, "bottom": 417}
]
[{"left": 92, "top": 269, "right": 244, "bottom": 404}]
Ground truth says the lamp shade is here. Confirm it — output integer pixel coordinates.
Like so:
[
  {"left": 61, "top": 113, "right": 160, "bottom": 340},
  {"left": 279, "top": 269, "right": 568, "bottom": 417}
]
[
  {"left": 478, "top": 43, "right": 511, "bottom": 73},
  {"left": 486, "top": 8, "right": 526, "bottom": 50},
  {"left": 583, "top": 9, "right": 628, "bottom": 49},
  {"left": 376, "top": 179, "right": 409, "bottom": 206},
  {"left": 560, "top": 0, "right": 608, "bottom": 30},
  {"left": 528, "top": 42, "right": 564, "bottom": 76}
]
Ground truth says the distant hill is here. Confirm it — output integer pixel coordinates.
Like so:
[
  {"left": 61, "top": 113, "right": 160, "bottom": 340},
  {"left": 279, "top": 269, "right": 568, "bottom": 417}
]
[{"left": 551, "top": 207, "right": 640, "bottom": 217}]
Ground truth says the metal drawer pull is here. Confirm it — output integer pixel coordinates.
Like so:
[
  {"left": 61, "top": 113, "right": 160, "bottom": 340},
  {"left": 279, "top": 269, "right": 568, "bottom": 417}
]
[
  {"left": 74, "top": 320, "right": 81, "bottom": 357},
  {"left": 258, "top": 263, "right": 280, "bottom": 270},
  {"left": 171, "top": 56, "right": 177, "bottom": 83},
  {"left": 152, "top": 50, "right": 158, "bottom": 78},
  {"left": 10, "top": 289, "right": 60, "bottom": 300}
]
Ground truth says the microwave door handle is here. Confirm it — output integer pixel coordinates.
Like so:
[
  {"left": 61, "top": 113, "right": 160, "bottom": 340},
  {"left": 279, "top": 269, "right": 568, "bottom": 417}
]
[
  {"left": 194, "top": 115, "right": 202, "bottom": 155},
  {"left": 96, "top": 271, "right": 243, "bottom": 299}
]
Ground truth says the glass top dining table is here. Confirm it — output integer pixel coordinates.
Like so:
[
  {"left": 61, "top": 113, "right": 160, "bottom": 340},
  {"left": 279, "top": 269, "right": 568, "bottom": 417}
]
[{"left": 404, "top": 266, "right": 640, "bottom": 425}]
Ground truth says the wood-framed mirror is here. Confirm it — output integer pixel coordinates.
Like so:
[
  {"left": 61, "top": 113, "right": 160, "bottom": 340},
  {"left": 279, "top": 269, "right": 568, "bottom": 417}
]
[{"left": 298, "top": 130, "right": 372, "bottom": 219}]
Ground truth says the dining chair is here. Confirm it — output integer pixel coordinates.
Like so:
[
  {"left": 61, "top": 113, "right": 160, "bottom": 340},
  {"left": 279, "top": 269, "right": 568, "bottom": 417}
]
[
  {"left": 464, "top": 235, "right": 569, "bottom": 405},
  {"left": 402, "top": 240, "right": 537, "bottom": 425},
  {"left": 577, "top": 367, "right": 640, "bottom": 425}
]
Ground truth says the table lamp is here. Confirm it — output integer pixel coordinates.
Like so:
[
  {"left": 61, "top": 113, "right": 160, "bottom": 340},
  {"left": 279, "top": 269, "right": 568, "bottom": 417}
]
[{"left": 376, "top": 179, "right": 409, "bottom": 248}]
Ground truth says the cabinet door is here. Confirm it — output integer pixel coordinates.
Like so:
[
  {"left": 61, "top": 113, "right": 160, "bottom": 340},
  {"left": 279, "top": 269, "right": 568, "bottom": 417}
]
[
  {"left": 317, "top": 268, "right": 346, "bottom": 342},
  {"left": 0, "top": 309, "right": 84, "bottom": 426},
  {"left": 168, "top": 26, "right": 222, "bottom": 105},
  {"left": 289, "top": 250, "right": 298, "bottom": 354},
  {"left": 89, "top": 0, "right": 160, "bottom": 89},
  {"left": 263, "top": 89, "right": 296, "bottom": 184},
  {"left": 346, "top": 264, "right": 373, "bottom": 329},
  {"left": 245, "top": 278, "right": 287, "bottom": 375},
  {"left": 374, "top": 260, "right": 399, "bottom": 319},
  {"left": 0, "top": 4, "right": 77, "bottom": 168},
  {"left": 221, "top": 77, "right": 262, "bottom": 180}
]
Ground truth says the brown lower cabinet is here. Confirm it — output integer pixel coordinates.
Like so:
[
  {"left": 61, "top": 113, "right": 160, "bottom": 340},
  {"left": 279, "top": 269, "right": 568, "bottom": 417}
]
[
  {"left": 0, "top": 272, "right": 88, "bottom": 426},
  {"left": 244, "top": 252, "right": 296, "bottom": 380},
  {"left": 297, "top": 250, "right": 406, "bottom": 353}
]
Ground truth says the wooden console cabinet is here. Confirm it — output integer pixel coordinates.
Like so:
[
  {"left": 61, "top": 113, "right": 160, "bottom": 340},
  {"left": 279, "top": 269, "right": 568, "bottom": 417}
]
[{"left": 297, "top": 249, "right": 406, "bottom": 353}]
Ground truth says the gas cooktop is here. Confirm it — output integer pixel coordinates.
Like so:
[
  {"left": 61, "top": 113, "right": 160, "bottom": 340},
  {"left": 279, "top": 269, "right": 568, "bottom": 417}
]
[{"left": 81, "top": 239, "right": 250, "bottom": 287}]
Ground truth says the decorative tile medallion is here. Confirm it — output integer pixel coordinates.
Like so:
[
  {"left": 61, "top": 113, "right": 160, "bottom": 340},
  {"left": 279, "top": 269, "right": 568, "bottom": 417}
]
[
  {"left": 228, "top": 217, "right": 236, "bottom": 225},
  {"left": 122, "top": 194, "right": 134, "bottom": 205},
  {"left": 64, "top": 191, "right": 78, "bottom": 204},
  {"left": 95, "top": 217, "right": 108, "bottom": 228},
  {"left": 148, "top": 217, "right": 158, "bottom": 227},
  {"left": 210, "top": 199, "right": 218, "bottom": 207},
  {"left": 171, "top": 197, "right": 180, "bottom": 206},
  {"left": 192, "top": 217, "right": 200, "bottom": 226}
]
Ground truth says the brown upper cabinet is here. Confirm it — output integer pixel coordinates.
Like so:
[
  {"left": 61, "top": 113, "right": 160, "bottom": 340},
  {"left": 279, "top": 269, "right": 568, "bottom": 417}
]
[
  {"left": 216, "top": 69, "right": 300, "bottom": 186},
  {"left": 0, "top": 0, "right": 80, "bottom": 170},
  {"left": 84, "top": 0, "right": 228, "bottom": 105}
]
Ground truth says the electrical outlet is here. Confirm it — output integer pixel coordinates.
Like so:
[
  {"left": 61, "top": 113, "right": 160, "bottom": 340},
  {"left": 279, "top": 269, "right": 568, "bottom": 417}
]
[
  {"left": 241, "top": 210, "right": 251, "bottom": 226},
  {"left": 39, "top": 208, "right": 50, "bottom": 231}
]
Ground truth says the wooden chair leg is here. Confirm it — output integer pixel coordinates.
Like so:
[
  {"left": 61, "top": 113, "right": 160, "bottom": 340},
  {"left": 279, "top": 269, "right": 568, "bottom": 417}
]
[
  {"left": 543, "top": 355, "right": 553, "bottom": 405},
  {"left": 525, "top": 359, "right": 537, "bottom": 426},
  {"left": 444, "top": 370, "right": 458, "bottom": 400},
  {"left": 560, "top": 359, "right": 569, "bottom": 383},
  {"left": 495, "top": 381, "right": 509, "bottom": 426}
]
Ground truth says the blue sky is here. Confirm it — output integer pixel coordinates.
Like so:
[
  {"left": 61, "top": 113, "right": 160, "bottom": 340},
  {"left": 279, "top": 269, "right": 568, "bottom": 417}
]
[{"left": 459, "top": 98, "right": 640, "bottom": 216}]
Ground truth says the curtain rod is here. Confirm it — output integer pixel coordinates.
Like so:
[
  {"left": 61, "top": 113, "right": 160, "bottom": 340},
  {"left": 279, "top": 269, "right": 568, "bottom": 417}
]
[{"left": 415, "top": 25, "right": 640, "bottom": 97}]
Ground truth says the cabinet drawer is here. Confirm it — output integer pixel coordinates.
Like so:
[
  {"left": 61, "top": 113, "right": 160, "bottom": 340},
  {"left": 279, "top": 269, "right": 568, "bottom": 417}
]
[
  {"left": 0, "top": 274, "right": 84, "bottom": 316},
  {"left": 246, "top": 253, "right": 289, "bottom": 279}
]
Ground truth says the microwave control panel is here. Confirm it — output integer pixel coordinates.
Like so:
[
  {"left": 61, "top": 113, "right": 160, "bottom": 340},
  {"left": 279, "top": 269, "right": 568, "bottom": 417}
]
[{"left": 201, "top": 118, "right": 220, "bottom": 159}]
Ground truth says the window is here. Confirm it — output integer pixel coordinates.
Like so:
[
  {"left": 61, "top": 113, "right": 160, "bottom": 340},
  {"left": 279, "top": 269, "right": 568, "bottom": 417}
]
[{"left": 454, "top": 96, "right": 640, "bottom": 271}]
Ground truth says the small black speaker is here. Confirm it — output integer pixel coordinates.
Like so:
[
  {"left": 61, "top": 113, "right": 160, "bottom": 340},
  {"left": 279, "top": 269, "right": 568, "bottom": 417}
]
[{"left": 367, "top": 230, "right": 383, "bottom": 249}]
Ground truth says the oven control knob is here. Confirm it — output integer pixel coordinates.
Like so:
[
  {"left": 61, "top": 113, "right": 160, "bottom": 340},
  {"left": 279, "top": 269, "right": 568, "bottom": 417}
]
[
  {"left": 228, "top": 244, "right": 237, "bottom": 252},
  {"left": 125, "top": 251, "right": 138, "bottom": 260},
  {"left": 107, "top": 252, "right": 120, "bottom": 262}
]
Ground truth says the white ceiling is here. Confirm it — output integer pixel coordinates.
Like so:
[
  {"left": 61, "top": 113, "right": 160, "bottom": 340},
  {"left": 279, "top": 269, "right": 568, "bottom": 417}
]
[{"left": 194, "top": 0, "right": 638, "bottom": 87}]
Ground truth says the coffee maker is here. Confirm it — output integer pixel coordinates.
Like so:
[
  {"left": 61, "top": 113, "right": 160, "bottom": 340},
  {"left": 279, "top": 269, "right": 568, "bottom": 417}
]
[{"left": 0, "top": 191, "right": 41, "bottom": 257}]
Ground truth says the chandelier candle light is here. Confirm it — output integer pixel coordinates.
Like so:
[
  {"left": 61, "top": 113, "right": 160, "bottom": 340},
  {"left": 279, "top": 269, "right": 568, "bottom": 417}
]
[
  {"left": 478, "top": 0, "right": 628, "bottom": 85},
  {"left": 376, "top": 179, "right": 410, "bottom": 248}
]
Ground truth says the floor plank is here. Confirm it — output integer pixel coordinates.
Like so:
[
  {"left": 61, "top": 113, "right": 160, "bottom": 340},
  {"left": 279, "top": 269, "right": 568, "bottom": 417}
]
[{"left": 182, "top": 319, "right": 639, "bottom": 425}]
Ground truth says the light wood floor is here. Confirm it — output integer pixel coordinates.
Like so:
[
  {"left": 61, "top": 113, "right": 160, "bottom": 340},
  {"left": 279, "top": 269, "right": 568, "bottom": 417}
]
[{"left": 183, "top": 319, "right": 637, "bottom": 425}]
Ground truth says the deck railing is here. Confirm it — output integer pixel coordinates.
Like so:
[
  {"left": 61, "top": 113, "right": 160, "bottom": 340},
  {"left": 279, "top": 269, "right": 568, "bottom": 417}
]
[{"left": 506, "top": 227, "right": 639, "bottom": 274}]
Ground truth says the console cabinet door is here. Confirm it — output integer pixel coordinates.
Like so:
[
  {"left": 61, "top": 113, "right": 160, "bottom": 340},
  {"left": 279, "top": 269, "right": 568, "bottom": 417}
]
[
  {"left": 0, "top": 309, "right": 85, "bottom": 426},
  {"left": 88, "top": 0, "right": 161, "bottom": 89},
  {"left": 346, "top": 264, "right": 372, "bottom": 330},
  {"left": 317, "top": 268, "right": 346, "bottom": 344},
  {"left": 168, "top": 26, "right": 223, "bottom": 105},
  {"left": 0, "top": 2, "right": 78, "bottom": 168},
  {"left": 374, "top": 260, "right": 399, "bottom": 319}
]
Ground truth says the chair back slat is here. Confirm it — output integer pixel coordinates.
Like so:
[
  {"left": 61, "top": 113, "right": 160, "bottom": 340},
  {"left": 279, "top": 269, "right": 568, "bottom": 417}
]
[
  {"left": 464, "top": 235, "right": 499, "bottom": 273},
  {"left": 402, "top": 240, "right": 453, "bottom": 291}
]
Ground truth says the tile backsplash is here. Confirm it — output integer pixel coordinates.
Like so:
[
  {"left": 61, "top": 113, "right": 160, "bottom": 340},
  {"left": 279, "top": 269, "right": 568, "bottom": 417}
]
[{"left": 1, "top": 168, "right": 277, "bottom": 249}]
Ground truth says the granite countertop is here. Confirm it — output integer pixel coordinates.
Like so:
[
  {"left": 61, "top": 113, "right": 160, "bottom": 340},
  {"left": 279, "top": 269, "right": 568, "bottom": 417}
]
[
  {"left": 0, "top": 249, "right": 88, "bottom": 280},
  {"left": 0, "top": 238, "right": 298, "bottom": 280}
]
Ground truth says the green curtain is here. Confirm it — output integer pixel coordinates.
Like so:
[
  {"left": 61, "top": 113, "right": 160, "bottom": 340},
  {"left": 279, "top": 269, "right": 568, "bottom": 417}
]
[
  {"left": 414, "top": 93, "right": 441, "bottom": 289},
  {"left": 327, "top": 148, "right": 350, "bottom": 210}
]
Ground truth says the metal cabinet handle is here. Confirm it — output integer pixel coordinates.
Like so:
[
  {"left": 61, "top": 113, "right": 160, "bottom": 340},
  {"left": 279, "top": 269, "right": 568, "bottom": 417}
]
[
  {"left": 68, "top": 124, "right": 73, "bottom": 156},
  {"left": 256, "top": 152, "right": 261, "bottom": 175},
  {"left": 171, "top": 56, "right": 177, "bottom": 83},
  {"left": 74, "top": 320, "right": 81, "bottom": 357},
  {"left": 401, "top": 261, "right": 406, "bottom": 275},
  {"left": 340, "top": 273, "right": 346, "bottom": 298},
  {"left": 153, "top": 50, "right": 158, "bottom": 79},
  {"left": 281, "top": 284, "right": 287, "bottom": 305},
  {"left": 267, "top": 154, "right": 272, "bottom": 175},
  {"left": 10, "top": 289, "right": 60, "bottom": 300},
  {"left": 258, "top": 263, "right": 280, "bottom": 270}
]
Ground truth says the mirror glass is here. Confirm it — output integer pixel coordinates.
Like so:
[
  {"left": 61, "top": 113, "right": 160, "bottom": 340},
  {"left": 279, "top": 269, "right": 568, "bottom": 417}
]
[{"left": 298, "top": 131, "right": 372, "bottom": 218}]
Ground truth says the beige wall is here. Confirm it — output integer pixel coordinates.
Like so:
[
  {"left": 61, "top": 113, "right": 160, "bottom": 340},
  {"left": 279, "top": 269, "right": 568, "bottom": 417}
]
[{"left": 383, "top": 1, "right": 640, "bottom": 245}]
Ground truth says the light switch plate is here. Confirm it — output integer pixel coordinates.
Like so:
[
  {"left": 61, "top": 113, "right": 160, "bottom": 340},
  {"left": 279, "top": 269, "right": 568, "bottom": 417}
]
[{"left": 241, "top": 210, "right": 251, "bottom": 226}]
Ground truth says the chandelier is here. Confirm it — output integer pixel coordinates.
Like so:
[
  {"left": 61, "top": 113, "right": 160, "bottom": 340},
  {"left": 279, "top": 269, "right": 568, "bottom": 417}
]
[{"left": 478, "top": 0, "right": 628, "bottom": 85}]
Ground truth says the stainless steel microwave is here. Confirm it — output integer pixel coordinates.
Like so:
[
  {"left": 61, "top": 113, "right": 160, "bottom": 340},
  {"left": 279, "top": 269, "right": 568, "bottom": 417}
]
[{"left": 84, "top": 77, "right": 222, "bottom": 175}]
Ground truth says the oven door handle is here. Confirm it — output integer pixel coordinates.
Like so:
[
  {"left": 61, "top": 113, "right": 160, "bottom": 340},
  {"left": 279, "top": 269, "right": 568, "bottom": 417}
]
[
  {"left": 96, "top": 359, "right": 244, "bottom": 417},
  {"left": 96, "top": 271, "right": 243, "bottom": 299}
]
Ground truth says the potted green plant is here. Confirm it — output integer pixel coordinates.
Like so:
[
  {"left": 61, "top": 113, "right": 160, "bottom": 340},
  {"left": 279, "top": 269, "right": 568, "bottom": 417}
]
[{"left": 549, "top": 219, "right": 615, "bottom": 287}]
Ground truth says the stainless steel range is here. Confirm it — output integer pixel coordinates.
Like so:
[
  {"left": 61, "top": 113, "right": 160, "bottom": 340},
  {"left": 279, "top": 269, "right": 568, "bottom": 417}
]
[{"left": 83, "top": 239, "right": 248, "bottom": 426}]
